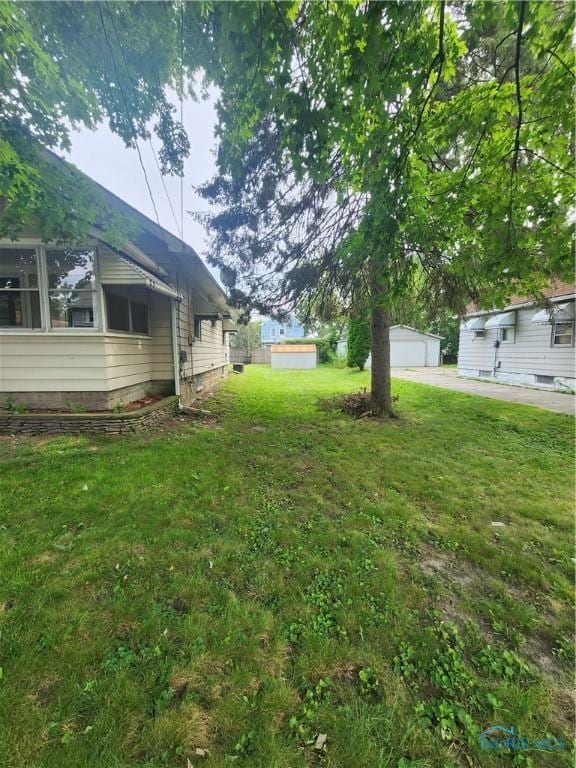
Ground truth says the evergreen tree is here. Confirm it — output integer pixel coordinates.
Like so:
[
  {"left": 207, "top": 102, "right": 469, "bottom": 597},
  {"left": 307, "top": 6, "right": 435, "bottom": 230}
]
[{"left": 347, "top": 317, "right": 371, "bottom": 372}]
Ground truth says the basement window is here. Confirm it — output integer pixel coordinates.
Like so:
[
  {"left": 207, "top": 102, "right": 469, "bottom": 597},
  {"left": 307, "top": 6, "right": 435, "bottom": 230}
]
[
  {"left": 535, "top": 375, "right": 554, "bottom": 385},
  {"left": 478, "top": 370, "right": 492, "bottom": 378}
]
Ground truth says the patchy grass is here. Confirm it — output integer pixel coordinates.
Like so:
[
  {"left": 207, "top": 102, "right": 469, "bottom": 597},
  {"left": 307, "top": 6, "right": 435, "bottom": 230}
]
[{"left": 0, "top": 365, "right": 573, "bottom": 768}]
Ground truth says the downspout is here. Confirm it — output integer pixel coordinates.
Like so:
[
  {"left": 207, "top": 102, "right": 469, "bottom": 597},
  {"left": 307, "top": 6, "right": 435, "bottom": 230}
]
[
  {"left": 492, "top": 337, "right": 500, "bottom": 377},
  {"left": 171, "top": 298, "right": 181, "bottom": 403}
]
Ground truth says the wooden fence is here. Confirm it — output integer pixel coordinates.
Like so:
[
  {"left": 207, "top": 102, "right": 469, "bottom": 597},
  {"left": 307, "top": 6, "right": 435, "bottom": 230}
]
[{"left": 229, "top": 347, "right": 271, "bottom": 365}]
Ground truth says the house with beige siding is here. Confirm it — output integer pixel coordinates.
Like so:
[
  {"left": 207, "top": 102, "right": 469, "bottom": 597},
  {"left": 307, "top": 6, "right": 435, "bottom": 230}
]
[
  {"left": 458, "top": 282, "right": 575, "bottom": 391},
  {"left": 0, "top": 161, "right": 234, "bottom": 411}
]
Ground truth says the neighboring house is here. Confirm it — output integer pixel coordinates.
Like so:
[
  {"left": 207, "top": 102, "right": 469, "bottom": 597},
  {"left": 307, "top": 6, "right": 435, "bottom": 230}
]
[
  {"left": 337, "top": 325, "right": 442, "bottom": 367},
  {"left": 261, "top": 317, "right": 305, "bottom": 345},
  {"left": 458, "top": 282, "right": 575, "bottom": 391},
  {"left": 0, "top": 154, "right": 235, "bottom": 411}
]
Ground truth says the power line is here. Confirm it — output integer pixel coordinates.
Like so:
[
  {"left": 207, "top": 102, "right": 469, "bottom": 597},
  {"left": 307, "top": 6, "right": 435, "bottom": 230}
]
[
  {"left": 150, "top": 141, "right": 183, "bottom": 238},
  {"left": 107, "top": 0, "right": 184, "bottom": 242},
  {"left": 97, "top": 2, "right": 166, "bottom": 240}
]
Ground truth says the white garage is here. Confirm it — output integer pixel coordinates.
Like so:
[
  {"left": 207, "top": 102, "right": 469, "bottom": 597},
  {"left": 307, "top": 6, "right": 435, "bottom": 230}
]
[
  {"left": 271, "top": 344, "right": 317, "bottom": 369},
  {"left": 365, "top": 325, "right": 442, "bottom": 368}
]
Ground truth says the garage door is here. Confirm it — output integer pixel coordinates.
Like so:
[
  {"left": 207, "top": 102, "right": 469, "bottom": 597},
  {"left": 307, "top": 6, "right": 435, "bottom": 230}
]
[{"left": 391, "top": 341, "right": 427, "bottom": 367}]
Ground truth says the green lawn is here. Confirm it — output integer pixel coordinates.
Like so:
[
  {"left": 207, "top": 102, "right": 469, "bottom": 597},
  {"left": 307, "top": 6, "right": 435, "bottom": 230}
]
[{"left": 0, "top": 365, "right": 573, "bottom": 768}]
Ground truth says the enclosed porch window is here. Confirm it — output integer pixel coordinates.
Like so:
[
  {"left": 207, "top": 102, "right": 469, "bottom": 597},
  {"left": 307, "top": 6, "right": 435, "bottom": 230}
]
[
  {"left": 46, "top": 248, "right": 97, "bottom": 328},
  {"left": 0, "top": 249, "right": 42, "bottom": 328},
  {"left": 104, "top": 286, "right": 150, "bottom": 335}
]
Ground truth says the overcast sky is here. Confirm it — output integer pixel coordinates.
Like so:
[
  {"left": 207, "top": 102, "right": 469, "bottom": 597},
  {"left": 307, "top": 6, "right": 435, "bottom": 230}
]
[{"left": 65, "top": 89, "right": 219, "bottom": 259}]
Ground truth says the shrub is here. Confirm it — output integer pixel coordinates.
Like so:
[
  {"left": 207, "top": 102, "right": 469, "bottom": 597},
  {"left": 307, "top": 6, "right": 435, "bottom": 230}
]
[{"left": 346, "top": 317, "right": 371, "bottom": 370}]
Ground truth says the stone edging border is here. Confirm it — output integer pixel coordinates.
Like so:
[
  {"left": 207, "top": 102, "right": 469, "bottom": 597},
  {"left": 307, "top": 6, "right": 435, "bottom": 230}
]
[{"left": 0, "top": 396, "right": 179, "bottom": 435}]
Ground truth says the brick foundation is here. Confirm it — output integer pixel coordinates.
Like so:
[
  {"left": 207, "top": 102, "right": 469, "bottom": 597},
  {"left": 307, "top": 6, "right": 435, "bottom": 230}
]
[
  {"left": 180, "top": 365, "right": 228, "bottom": 405},
  {"left": 0, "top": 366, "right": 229, "bottom": 434},
  {"left": 3, "top": 380, "right": 175, "bottom": 412},
  {"left": 0, "top": 396, "right": 179, "bottom": 436}
]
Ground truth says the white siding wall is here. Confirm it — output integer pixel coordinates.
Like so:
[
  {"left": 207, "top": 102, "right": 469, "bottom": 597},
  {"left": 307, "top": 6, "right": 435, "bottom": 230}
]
[
  {"left": 0, "top": 239, "right": 228, "bottom": 396},
  {"left": 0, "top": 334, "right": 109, "bottom": 392},
  {"left": 173, "top": 279, "right": 228, "bottom": 378},
  {"left": 191, "top": 317, "right": 227, "bottom": 375},
  {"left": 458, "top": 306, "right": 575, "bottom": 387},
  {"left": 0, "top": 295, "right": 173, "bottom": 394}
]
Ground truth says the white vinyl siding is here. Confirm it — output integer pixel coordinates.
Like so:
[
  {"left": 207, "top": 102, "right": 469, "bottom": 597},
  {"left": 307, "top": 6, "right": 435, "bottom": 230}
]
[
  {"left": 0, "top": 236, "right": 229, "bottom": 397},
  {"left": 458, "top": 304, "right": 575, "bottom": 384},
  {"left": 99, "top": 245, "right": 147, "bottom": 283},
  {"left": 191, "top": 316, "right": 227, "bottom": 375},
  {"left": 271, "top": 350, "right": 316, "bottom": 369},
  {"left": 0, "top": 292, "right": 172, "bottom": 393}
]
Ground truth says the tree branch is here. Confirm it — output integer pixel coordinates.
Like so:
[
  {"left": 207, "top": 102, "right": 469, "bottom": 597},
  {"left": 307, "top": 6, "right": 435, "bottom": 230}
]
[
  {"left": 511, "top": 1, "right": 527, "bottom": 173},
  {"left": 544, "top": 47, "right": 575, "bottom": 80}
]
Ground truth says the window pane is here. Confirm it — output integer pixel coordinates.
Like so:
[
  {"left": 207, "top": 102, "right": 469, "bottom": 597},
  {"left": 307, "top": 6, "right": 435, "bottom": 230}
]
[
  {"left": 105, "top": 290, "right": 130, "bottom": 332},
  {"left": 0, "top": 290, "right": 41, "bottom": 328},
  {"left": 554, "top": 323, "right": 573, "bottom": 345},
  {"left": 131, "top": 301, "right": 149, "bottom": 334},
  {"left": 0, "top": 248, "right": 38, "bottom": 288},
  {"left": 0, "top": 249, "right": 41, "bottom": 328},
  {"left": 46, "top": 249, "right": 96, "bottom": 290},
  {"left": 49, "top": 291, "right": 95, "bottom": 328}
]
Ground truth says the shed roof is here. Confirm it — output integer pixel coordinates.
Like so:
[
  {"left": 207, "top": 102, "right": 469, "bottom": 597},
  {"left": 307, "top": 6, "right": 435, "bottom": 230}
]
[{"left": 270, "top": 344, "right": 317, "bottom": 353}]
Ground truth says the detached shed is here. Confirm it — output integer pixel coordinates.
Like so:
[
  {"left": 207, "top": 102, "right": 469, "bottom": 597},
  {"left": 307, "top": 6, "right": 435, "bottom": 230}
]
[{"left": 270, "top": 344, "right": 317, "bottom": 369}]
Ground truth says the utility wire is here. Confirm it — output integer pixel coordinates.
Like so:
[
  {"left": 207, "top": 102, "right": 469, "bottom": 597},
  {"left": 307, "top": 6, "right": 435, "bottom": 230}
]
[
  {"left": 150, "top": 140, "right": 183, "bottom": 238},
  {"left": 97, "top": 1, "right": 166, "bottom": 241},
  {"left": 107, "top": 0, "right": 183, "bottom": 241}
]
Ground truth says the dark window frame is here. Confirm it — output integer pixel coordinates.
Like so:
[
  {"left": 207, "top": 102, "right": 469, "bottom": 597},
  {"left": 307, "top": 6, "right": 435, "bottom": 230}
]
[
  {"left": 551, "top": 321, "right": 574, "bottom": 347},
  {"left": 104, "top": 287, "right": 150, "bottom": 336},
  {"left": 0, "top": 249, "right": 42, "bottom": 329},
  {"left": 499, "top": 326, "right": 515, "bottom": 343}
]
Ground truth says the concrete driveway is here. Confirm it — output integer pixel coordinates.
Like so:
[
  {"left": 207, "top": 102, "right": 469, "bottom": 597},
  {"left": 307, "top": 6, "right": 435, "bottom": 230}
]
[{"left": 392, "top": 367, "right": 575, "bottom": 415}]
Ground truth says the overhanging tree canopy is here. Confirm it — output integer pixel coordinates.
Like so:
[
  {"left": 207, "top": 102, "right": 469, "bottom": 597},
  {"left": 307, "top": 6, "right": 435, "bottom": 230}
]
[
  {"left": 1, "top": 1, "right": 573, "bottom": 415},
  {"left": 198, "top": 0, "right": 574, "bottom": 415},
  {"left": 0, "top": 0, "right": 197, "bottom": 242}
]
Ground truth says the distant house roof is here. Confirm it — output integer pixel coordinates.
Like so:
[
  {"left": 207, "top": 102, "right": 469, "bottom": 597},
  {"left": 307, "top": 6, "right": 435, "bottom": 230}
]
[{"left": 465, "top": 280, "right": 576, "bottom": 317}]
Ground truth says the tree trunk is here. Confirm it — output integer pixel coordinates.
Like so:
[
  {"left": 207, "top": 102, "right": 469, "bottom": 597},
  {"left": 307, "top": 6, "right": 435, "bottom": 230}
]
[{"left": 370, "top": 298, "right": 395, "bottom": 417}]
